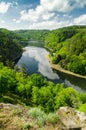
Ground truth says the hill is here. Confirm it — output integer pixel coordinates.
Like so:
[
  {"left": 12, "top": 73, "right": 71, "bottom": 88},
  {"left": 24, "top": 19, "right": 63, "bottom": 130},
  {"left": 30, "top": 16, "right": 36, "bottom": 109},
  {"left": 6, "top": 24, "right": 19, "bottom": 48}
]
[
  {"left": 45, "top": 25, "right": 86, "bottom": 75},
  {"left": 0, "top": 28, "right": 22, "bottom": 67},
  {"left": 14, "top": 30, "right": 50, "bottom": 47}
]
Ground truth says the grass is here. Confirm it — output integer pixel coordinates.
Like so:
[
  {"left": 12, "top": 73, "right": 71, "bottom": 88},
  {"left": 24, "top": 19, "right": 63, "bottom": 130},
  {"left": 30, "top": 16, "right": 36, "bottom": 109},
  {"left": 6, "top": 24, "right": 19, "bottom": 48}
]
[
  {"left": 46, "top": 113, "right": 58, "bottom": 124},
  {"left": 22, "top": 123, "right": 31, "bottom": 130},
  {"left": 28, "top": 107, "right": 59, "bottom": 127},
  {"left": 28, "top": 107, "right": 46, "bottom": 127},
  {"left": 0, "top": 103, "right": 63, "bottom": 130},
  {"left": 0, "top": 93, "right": 25, "bottom": 105}
]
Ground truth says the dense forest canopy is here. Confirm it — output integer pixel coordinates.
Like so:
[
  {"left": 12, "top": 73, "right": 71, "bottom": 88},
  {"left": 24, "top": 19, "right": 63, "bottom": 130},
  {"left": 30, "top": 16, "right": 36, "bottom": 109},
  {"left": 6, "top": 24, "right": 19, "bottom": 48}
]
[
  {"left": 45, "top": 25, "right": 86, "bottom": 75},
  {"left": 0, "top": 29, "right": 22, "bottom": 66},
  {"left": 14, "top": 30, "right": 50, "bottom": 46},
  {"left": 0, "top": 62, "right": 86, "bottom": 113},
  {"left": 15, "top": 30, "right": 49, "bottom": 41}
]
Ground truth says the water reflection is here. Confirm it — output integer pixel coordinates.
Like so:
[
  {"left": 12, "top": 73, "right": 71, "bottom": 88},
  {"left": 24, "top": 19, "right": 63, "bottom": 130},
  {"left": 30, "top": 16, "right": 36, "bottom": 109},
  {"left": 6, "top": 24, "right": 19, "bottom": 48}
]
[
  {"left": 17, "top": 46, "right": 60, "bottom": 80},
  {"left": 53, "top": 69, "right": 86, "bottom": 92},
  {"left": 16, "top": 46, "right": 86, "bottom": 93}
]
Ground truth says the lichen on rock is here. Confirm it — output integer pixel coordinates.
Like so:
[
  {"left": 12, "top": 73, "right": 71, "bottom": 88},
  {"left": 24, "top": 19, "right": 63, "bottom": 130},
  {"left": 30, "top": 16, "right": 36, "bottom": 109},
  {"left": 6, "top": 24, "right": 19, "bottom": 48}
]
[{"left": 58, "top": 107, "right": 86, "bottom": 130}]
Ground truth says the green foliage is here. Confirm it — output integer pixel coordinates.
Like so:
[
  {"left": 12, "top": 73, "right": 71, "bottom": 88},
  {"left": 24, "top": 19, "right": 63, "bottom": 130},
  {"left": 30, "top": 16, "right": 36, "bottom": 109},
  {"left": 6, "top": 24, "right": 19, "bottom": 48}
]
[
  {"left": 32, "top": 87, "right": 54, "bottom": 112},
  {"left": 1, "top": 95, "right": 14, "bottom": 104},
  {"left": 46, "top": 113, "right": 58, "bottom": 124},
  {"left": 28, "top": 107, "right": 46, "bottom": 119},
  {"left": 78, "top": 103, "right": 86, "bottom": 114},
  {"left": 0, "top": 63, "right": 86, "bottom": 113},
  {"left": 14, "top": 30, "right": 49, "bottom": 47},
  {"left": 30, "top": 74, "right": 47, "bottom": 88},
  {"left": 52, "top": 56, "right": 58, "bottom": 64},
  {"left": 0, "top": 66, "right": 17, "bottom": 93},
  {"left": 55, "top": 87, "right": 81, "bottom": 109},
  {"left": 45, "top": 25, "right": 86, "bottom": 75},
  {"left": 23, "top": 123, "right": 31, "bottom": 130},
  {"left": 28, "top": 107, "right": 46, "bottom": 127},
  {"left": 78, "top": 93, "right": 86, "bottom": 104},
  {"left": 28, "top": 108, "right": 58, "bottom": 126},
  {"left": 45, "top": 26, "right": 77, "bottom": 49},
  {"left": 0, "top": 29, "right": 22, "bottom": 66}
]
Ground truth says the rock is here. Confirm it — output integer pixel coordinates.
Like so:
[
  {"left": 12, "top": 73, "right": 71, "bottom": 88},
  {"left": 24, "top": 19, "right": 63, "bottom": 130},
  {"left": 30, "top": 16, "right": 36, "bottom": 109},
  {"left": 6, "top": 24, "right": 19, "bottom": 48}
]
[
  {"left": 58, "top": 107, "right": 86, "bottom": 130},
  {"left": 0, "top": 103, "right": 18, "bottom": 109}
]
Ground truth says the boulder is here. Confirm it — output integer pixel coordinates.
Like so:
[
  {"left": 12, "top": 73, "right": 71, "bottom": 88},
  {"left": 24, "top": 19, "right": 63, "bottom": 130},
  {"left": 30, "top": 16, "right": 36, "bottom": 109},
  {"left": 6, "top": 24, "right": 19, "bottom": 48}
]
[{"left": 58, "top": 107, "right": 86, "bottom": 130}]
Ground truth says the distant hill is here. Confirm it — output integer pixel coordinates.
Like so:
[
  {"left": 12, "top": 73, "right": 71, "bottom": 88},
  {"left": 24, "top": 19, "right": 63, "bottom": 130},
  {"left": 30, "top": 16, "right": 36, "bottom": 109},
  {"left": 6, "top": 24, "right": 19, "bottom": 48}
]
[
  {"left": 45, "top": 25, "right": 86, "bottom": 75},
  {"left": 14, "top": 30, "right": 50, "bottom": 46}
]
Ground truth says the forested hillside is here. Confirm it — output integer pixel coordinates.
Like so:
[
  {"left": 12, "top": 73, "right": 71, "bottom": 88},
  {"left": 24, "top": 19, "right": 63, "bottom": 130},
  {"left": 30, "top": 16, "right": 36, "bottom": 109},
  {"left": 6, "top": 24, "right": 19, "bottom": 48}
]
[
  {"left": 15, "top": 30, "right": 49, "bottom": 46},
  {"left": 0, "top": 29, "right": 22, "bottom": 67},
  {"left": 45, "top": 26, "right": 86, "bottom": 75}
]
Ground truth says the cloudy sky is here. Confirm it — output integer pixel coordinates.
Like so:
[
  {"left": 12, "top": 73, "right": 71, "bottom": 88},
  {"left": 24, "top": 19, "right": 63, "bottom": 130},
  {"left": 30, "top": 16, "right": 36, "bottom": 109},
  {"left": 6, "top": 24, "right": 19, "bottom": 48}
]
[{"left": 0, "top": 0, "right": 86, "bottom": 30}]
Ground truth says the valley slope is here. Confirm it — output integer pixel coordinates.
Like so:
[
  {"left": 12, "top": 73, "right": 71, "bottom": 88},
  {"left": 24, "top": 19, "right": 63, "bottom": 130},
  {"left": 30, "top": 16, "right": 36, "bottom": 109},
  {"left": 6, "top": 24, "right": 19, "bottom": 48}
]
[{"left": 45, "top": 25, "right": 86, "bottom": 76}]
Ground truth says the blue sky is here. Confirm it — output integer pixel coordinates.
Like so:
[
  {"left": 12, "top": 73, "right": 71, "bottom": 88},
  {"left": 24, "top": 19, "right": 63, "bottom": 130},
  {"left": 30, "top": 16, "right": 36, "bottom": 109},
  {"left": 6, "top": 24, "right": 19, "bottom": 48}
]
[{"left": 0, "top": 0, "right": 86, "bottom": 30}]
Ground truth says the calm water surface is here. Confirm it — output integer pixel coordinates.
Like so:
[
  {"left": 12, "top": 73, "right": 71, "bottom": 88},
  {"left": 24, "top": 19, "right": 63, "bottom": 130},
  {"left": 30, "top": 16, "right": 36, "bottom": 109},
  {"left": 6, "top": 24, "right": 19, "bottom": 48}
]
[{"left": 16, "top": 46, "right": 86, "bottom": 93}]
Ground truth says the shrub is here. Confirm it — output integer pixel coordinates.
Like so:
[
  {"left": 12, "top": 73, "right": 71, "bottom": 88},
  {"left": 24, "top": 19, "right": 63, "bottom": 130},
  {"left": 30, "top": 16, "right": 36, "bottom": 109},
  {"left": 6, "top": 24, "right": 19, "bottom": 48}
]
[
  {"left": 28, "top": 108, "right": 46, "bottom": 127},
  {"left": 1, "top": 96, "right": 15, "bottom": 104},
  {"left": 23, "top": 123, "right": 31, "bottom": 130},
  {"left": 46, "top": 113, "right": 58, "bottom": 124},
  {"left": 78, "top": 103, "right": 86, "bottom": 114}
]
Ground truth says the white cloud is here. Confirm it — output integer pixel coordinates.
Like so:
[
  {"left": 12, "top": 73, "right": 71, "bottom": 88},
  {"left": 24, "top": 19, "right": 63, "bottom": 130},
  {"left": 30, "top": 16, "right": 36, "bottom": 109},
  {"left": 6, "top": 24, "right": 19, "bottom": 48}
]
[
  {"left": 0, "top": 20, "right": 5, "bottom": 23},
  {"left": 19, "top": 0, "right": 74, "bottom": 29},
  {"left": 20, "top": 5, "right": 55, "bottom": 22},
  {"left": 19, "top": 0, "right": 86, "bottom": 23},
  {"left": 20, "top": 9, "right": 39, "bottom": 22},
  {"left": 74, "top": 14, "right": 86, "bottom": 25},
  {"left": 40, "top": 0, "right": 70, "bottom": 12},
  {"left": 9, "top": 0, "right": 86, "bottom": 30},
  {"left": 0, "top": 2, "right": 11, "bottom": 14},
  {"left": 40, "top": 0, "right": 86, "bottom": 12},
  {"left": 28, "top": 20, "right": 70, "bottom": 30},
  {"left": 13, "top": 19, "right": 21, "bottom": 23}
]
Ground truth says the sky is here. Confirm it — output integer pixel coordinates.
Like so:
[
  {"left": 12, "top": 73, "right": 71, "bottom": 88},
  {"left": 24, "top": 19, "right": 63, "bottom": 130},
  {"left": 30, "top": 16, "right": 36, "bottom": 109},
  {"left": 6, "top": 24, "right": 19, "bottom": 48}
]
[{"left": 0, "top": 0, "right": 86, "bottom": 30}]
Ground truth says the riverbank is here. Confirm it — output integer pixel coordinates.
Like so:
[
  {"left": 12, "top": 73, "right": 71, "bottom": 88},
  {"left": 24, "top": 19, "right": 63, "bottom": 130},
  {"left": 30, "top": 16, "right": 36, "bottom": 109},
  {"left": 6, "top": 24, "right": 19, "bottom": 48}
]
[{"left": 47, "top": 55, "right": 86, "bottom": 80}]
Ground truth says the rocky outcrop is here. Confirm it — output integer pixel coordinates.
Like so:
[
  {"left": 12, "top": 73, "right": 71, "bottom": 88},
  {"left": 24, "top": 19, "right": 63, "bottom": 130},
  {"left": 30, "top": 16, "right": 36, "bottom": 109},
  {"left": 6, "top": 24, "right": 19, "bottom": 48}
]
[
  {"left": 58, "top": 107, "right": 86, "bottom": 130},
  {"left": 0, "top": 103, "right": 86, "bottom": 130}
]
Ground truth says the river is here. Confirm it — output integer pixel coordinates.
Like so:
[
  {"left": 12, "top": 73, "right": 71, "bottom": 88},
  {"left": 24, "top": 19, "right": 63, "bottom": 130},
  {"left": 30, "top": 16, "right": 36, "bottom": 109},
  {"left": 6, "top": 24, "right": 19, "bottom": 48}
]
[{"left": 16, "top": 46, "right": 86, "bottom": 92}]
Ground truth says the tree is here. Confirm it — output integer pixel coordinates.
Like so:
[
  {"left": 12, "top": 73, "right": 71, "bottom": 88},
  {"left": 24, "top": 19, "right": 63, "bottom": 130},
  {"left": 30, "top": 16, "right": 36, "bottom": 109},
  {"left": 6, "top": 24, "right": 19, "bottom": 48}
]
[{"left": 0, "top": 66, "right": 16, "bottom": 93}]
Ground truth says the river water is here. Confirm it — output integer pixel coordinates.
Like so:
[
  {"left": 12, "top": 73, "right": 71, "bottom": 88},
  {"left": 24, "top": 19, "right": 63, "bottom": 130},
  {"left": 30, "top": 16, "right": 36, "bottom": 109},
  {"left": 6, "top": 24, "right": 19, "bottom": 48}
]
[{"left": 16, "top": 46, "right": 86, "bottom": 93}]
